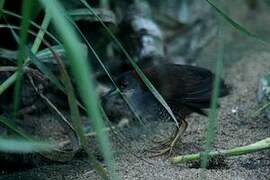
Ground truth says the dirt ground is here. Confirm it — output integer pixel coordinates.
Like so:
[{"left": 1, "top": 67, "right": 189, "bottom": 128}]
[{"left": 1, "top": 2, "right": 270, "bottom": 180}]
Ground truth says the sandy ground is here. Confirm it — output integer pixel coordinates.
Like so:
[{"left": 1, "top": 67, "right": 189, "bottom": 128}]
[{"left": 1, "top": 1, "right": 270, "bottom": 180}]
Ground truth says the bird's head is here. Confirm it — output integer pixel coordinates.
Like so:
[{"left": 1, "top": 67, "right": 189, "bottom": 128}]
[{"left": 115, "top": 71, "right": 143, "bottom": 91}]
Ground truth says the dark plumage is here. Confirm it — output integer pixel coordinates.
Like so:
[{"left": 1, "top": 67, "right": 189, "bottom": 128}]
[
  {"left": 104, "top": 63, "right": 230, "bottom": 156},
  {"left": 116, "top": 64, "right": 229, "bottom": 116}
]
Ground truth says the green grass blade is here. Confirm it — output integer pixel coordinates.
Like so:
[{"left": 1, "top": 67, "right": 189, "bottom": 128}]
[
  {"left": 0, "top": 24, "right": 62, "bottom": 95},
  {"left": 8, "top": 25, "right": 65, "bottom": 92},
  {"left": 206, "top": 0, "right": 267, "bottom": 44},
  {"left": 80, "top": 0, "right": 180, "bottom": 128},
  {"left": 12, "top": 0, "right": 34, "bottom": 118},
  {"left": 28, "top": 48, "right": 65, "bottom": 91},
  {"left": 0, "top": 48, "right": 17, "bottom": 61},
  {"left": 200, "top": 18, "right": 225, "bottom": 179},
  {"left": 31, "top": 8, "right": 51, "bottom": 54},
  {"left": 2, "top": 10, "right": 61, "bottom": 44},
  {"left": 0, "top": 0, "right": 4, "bottom": 18},
  {"left": 172, "top": 138, "right": 270, "bottom": 164},
  {"left": 0, "top": 115, "right": 30, "bottom": 139},
  {"left": 0, "top": 137, "right": 54, "bottom": 153},
  {"left": 39, "top": 0, "right": 116, "bottom": 179},
  {"left": 36, "top": 45, "right": 65, "bottom": 60},
  {"left": 6, "top": 12, "right": 109, "bottom": 180},
  {"left": 0, "top": 116, "right": 55, "bottom": 153},
  {"left": 51, "top": 42, "right": 109, "bottom": 180},
  {"left": 0, "top": 72, "right": 17, "bottom": 94},
  {"left": 100, "top": 0, "right": 109, "bottom": 9}
]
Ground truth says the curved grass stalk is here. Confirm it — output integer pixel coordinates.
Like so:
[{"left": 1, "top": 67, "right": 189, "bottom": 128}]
[{"left": 172, "top": 138, "right": 270, "bottom": 164}]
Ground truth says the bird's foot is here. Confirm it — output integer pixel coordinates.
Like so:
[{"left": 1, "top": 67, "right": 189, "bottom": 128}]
[
  {"left": 147, "top": 141, "right": 176, "bottom": 158},
  {"left": 145, "top": 131, "right": 179, "bottom": 158},
  {"left": 151, "top": 134, "right": 176, "bottom": 146},
  {"left": 145, "top": 120, "right": 188, "bottom": 158}
]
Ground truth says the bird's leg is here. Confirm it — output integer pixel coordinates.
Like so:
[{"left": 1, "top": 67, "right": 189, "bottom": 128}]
[
  {"left": 148, "top": 119, "right": 188, "bottom": 157},
  {"left": 151, "top": 130, "right": 177, "bottom": 146},
  {"left": 147, "top": 129, "right": 178, "bottom": 152}
]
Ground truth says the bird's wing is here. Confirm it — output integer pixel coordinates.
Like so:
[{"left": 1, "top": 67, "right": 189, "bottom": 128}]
[{"left": 141, "top": 64, "right": 229, "bottom": 107}]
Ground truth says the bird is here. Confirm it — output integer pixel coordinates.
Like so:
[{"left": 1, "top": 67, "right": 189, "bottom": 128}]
[{"left": 102, "top": 63, "right": 230, "bottom": 156}]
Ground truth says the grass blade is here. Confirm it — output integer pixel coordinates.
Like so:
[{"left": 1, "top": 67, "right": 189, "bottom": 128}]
[
  {"left": 0, "top": 115, "right": 29, "bottom": 139},
  {"left": 12, "top": 0, "right": 34, "bottom": 118},
  {"left": 31, "top": 8, "right": 51, "bottom": 53},
  {"left": 172, "top": 138, "right": 270, "bottom": 164},
  {"left": 0, "top": 137, "right": 54, "bottom": 153},
  {"left": 48, "top": 41, "right": 109, "bottom": 179},
  {"left": 0, "top": 116, "right": 55, "bottom": 153},
  {"left": 200, "top": 18, "right": 225, "bottom": 179},
  {"left": 0, "top": 9, "right": 61, "bottom": 96},
  {"left": 0, "top": 25, "right": 62, "bottom": 95},
  {"left": 39, "top": 0, "right": 116, "bottom": 179},
  {"left": 0, "top": 0, "right": 4, "bottom": 18},
  {"left": 206, "top": 0, "right": 267, "bottom": 44},
  {"left": 2, "top": 10, "right": 60, "bottom": 44},
  {"left": 8, "top": 25, "right": 65, "bottom": 92}
]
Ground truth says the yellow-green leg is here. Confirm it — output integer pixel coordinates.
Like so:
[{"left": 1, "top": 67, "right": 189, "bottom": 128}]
[{"left": 148, "top": 119, "right": 188, "bottom": 157}]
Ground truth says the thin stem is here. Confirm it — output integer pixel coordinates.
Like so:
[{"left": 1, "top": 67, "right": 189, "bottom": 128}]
[{"left": 171, "top": 138, "right": 270, "bottom": 164}]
